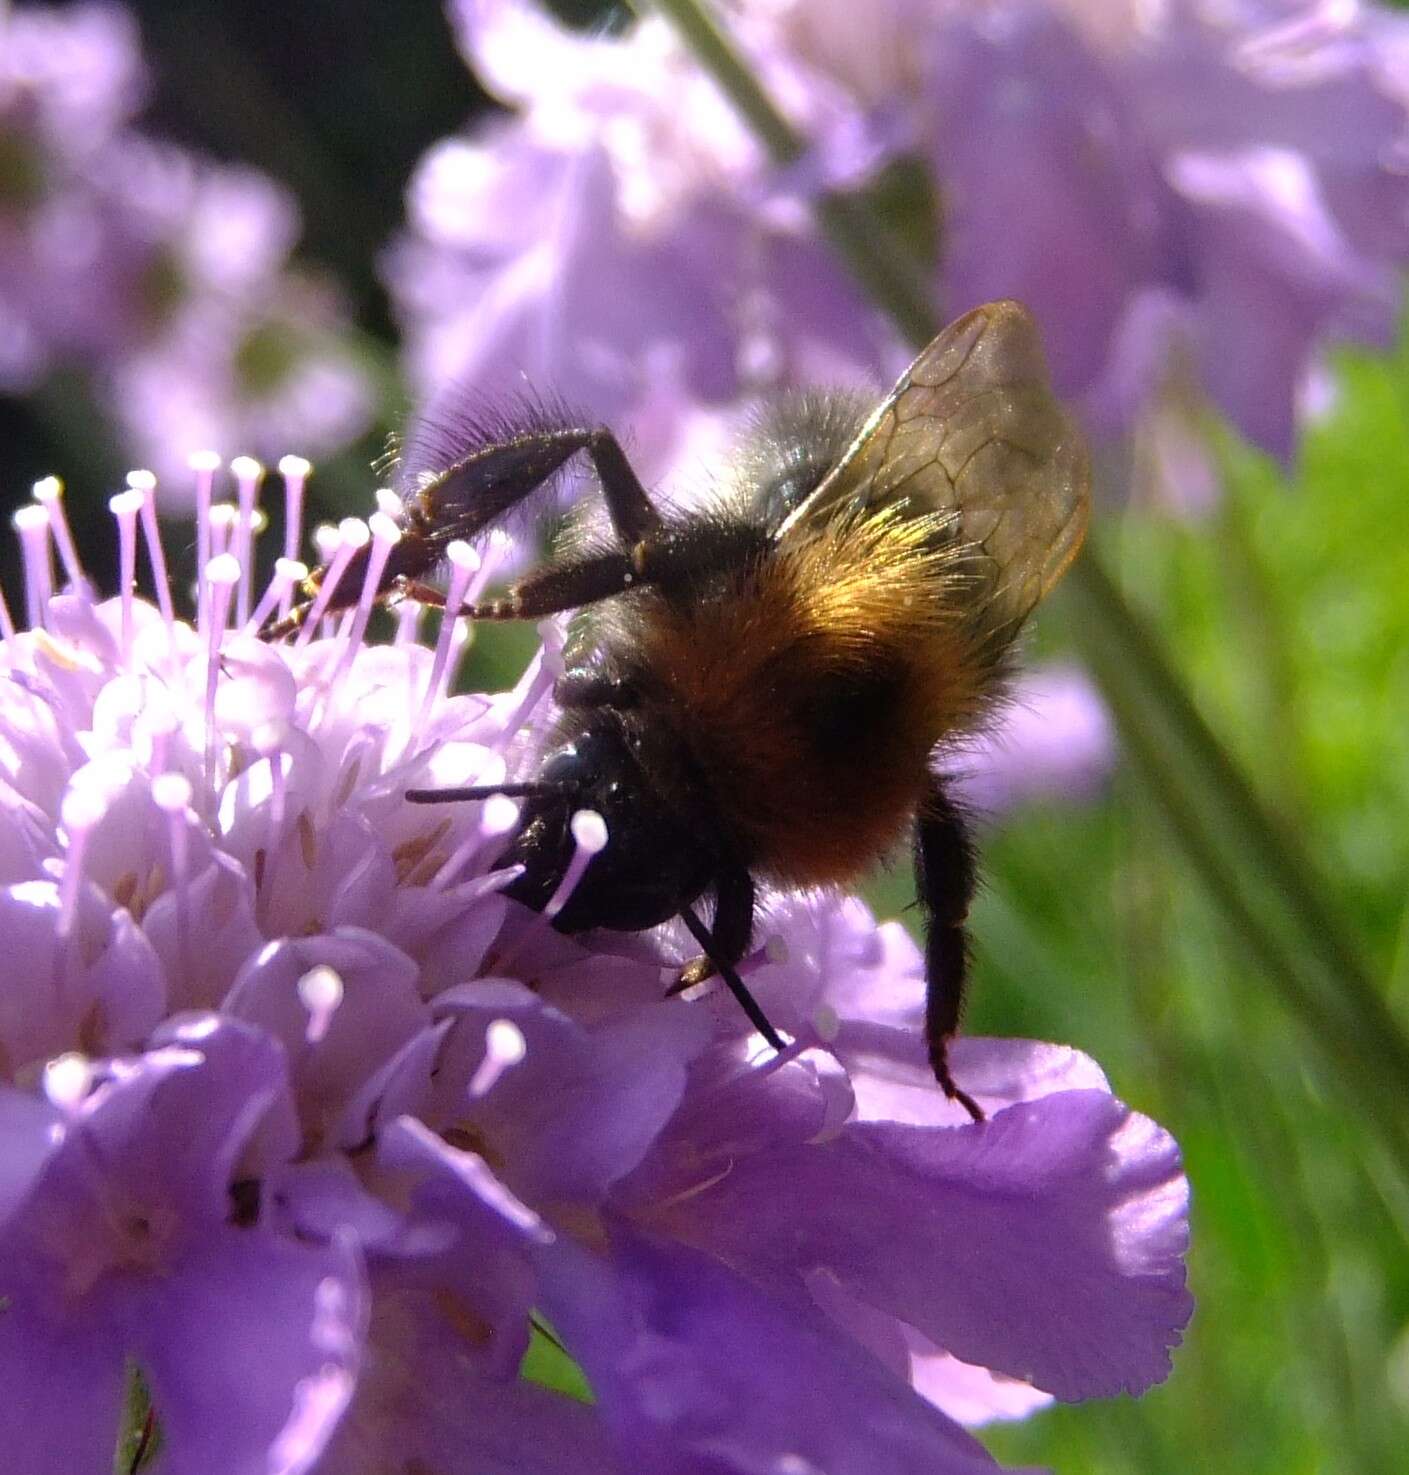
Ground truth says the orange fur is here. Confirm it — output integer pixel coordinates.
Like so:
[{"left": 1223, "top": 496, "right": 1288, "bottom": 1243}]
[{"left": 637, "top": 509, "right": 992, "bottom": 887}]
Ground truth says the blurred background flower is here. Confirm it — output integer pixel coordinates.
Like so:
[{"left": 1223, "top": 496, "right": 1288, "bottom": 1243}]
[
  {"left": 3, "top": 1, "right": 1409, "bottom": 1472},
  {"left": 0, "top": 3, "right": 376, "bottom": 495}
]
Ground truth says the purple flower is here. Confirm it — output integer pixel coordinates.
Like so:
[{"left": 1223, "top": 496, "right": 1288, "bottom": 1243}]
[
  {"left": 394, "top": 0, "right": 1409, "bottom": 480},
  {"left": 949, "top": 664, "right": 1117, "bottom": 814},
  {"left": 385, "top": 0, "right": 897, "bottom": 482},
  {"left": 0, "top": 4, "right": 374, "bottom": 476},
  {"left": 0, "top": 464, "right": 1189, "bottom": 1471}
]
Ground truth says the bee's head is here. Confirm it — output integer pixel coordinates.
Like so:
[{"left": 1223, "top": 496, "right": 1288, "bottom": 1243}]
[{"left": 495, "top": 716, "right": 717, "bottom": 934}]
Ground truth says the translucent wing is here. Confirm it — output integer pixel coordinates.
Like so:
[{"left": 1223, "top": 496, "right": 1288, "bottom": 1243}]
[{"left": 779, "top": 300, "right": 1091, "bottom": 640}]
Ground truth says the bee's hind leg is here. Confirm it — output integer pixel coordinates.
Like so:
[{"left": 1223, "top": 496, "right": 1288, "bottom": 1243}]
[{"left": 915, "top": 783, "right": 985, "bottom": 1122}]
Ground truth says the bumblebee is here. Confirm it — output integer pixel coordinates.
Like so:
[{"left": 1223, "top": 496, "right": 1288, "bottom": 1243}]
[{"left": 273, "top": 300, "right": 1090, "bottom": 1118}]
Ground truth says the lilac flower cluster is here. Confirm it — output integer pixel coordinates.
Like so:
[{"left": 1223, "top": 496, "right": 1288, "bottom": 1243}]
[
  {"left": 0, "top": 464, "right": 1190, "bottom": 1472},
  {"left": 390, "top": 0, "right": 1409, "bottom": 469},
  {"left": 0, "top": 3, "right": 373, "bottom": 479}
]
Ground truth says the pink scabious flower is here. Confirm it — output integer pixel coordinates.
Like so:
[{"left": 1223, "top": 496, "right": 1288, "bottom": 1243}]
[
  {"left": 0, "top": 2, "right": 374, "bottom": 480},
  {"left": 0, "top": 461, "right": 1189, "bottom": 1473}
]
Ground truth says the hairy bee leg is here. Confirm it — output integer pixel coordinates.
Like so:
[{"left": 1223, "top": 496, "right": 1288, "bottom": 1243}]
[
  {"left": 915, "top": 786, "right": 985, "bottom": 1122},
  {"left": 581, "top": 429, "right": 664, "bottom": 545},
  {"left": 396, "top": 547, "right": 645, "bottom": 622},
  {"left": 264, "top": 426, "right": 662, "bottom": 639}
]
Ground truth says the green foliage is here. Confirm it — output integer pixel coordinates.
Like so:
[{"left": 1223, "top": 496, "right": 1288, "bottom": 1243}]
[
  {"left": 966, "top": 334, "right": 1409, "bottom": 1475},
  {"left": 521, "top": 1318, "right": 594, "bottom": 1405}
]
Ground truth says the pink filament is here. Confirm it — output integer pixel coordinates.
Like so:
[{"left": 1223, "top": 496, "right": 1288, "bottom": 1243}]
[
  {"left": 108, "top": 488, "right": 143, "bottom": 658},
  {"left": 294, "top": 520, "right": 368, "bottom": 650},
  {"left": 277, "top": 456, "right": 310, "bottom": 602},
  {"left": 333, "top": 511, "right": 401, "bottom": 683},
  {"left": 418, "top": 540, "right": 480, "bottom": 726},
  {"left": 31, "top": 477, "right": 86, "bottom": 593},
  {"left": 230, "top": 456, "right": 263, "bottom": 627},
  {"left": 246, "top": 558, "right": 308, "bottom": 637},
  {"left": 130, "top": 471, "right": 175, "bottom": 627},
  {"left": 13, "top": 504, "right": 52, "bottom": 630},
  {"left": 190, "top": 451, "right": 221, "bottom": 618}
]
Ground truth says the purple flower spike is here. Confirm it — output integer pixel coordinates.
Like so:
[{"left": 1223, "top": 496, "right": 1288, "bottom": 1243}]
[{"left": 0, "top": 458, "right": 1188, "bottom": 1471}]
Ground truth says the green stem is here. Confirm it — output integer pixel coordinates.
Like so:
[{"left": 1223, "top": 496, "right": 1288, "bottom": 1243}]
[{"left": 640, "top": 0, "right": 1409, "bottom": 1131}]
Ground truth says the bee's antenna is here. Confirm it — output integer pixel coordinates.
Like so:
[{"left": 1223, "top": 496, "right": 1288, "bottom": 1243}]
[{"left": 404, "top": 781, "right": 579, "bottom": 805}]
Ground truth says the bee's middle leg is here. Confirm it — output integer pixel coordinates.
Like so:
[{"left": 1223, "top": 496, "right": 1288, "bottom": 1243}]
[{"left": 674, "top": 869, "right": 785, "bottom": 1053}]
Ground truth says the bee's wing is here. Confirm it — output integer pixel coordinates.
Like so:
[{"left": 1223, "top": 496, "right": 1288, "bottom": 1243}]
[{"left": 779, "top": 300, "right": 1090, "bottom": 638}]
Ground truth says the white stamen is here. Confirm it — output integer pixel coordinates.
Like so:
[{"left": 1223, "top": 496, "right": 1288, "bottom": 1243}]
[
  {"left": 203, "top": 553, "right": 241, "bottom": 784},
  {"left": 482, "top": 793, "right": 520, "bottom": 837},
  {"left": 294, "top": 520, "right": 367, "bottom": 650},
  {"left": 468, "top": 1017, "right": 527, "bottom": 1097},
  {"left": 428, "top": 786, "right": 519, "bottom": 891},
  {"left": 418, "top": 540, "right": 480, "bottom": 724},
  {"left": 230, "top": 456, "right": 263, "bottom": 627},
  {"left": 58, "top": 784, "right": 107, "bottom": 939},
  {"left": 333, "top": 511, "right": 401, "bottom": 681},
  {"left": 127, "top": 470, "right": 176, "bottom": 627},
  {"left": 543, "top": 809, "right": 608, "bottom": 921},
  {"left": 570, "top": 810, "right": 609, "bottom": 854},
  {"left": 537, "top": 618, "right": 567, "bottom": 680},
  {"left": 109, "top": 488, "right": 144, "bottom": 657},
  {"left": 138, "top": 698, "right": 180, "bottom": 773},
  {"left": 278, "top": 456, "right": 311, "bottom": 600},
  {"left": 189, "top": 450, "right": 221, "bottom": 607},
  {"left": 32, "top": 476, "right": 86, "bottom": 592},
  {"left": 13, "top": 503, "right": 52, "bottom": 630},
  {"left": 312, "top": 523, "right": 340, "bottom": 563},
  {"left": 297, "top": 964, "right": 344, "bottom": 1044},
  {"left": 207, "top": 502, "right": 238, "bottom": 560},
  {"left": 246, "top": 558, "right": 308, "bottom": 636},
  {"left": 374, "top": 487, "right": 404, "bottom": 520},
  {"left": 43, "top": 1052, "right": 93, "bottom": 1113},
  {"left": 502, "top": 642, "right": 558, "bottom": 743},
  {"left": 764, "top": 934, "right": 790, "bottom": 965},
  {"left": 494, "top": 809, "right": 607, "bottom": 971},
  {"left": 394, "top": 600, "right": 422, "bottom": 646}
]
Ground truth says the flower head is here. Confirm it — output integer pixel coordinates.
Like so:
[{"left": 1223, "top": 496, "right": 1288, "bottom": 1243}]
[{"left": 0, "top": 460, "right": 1189, "bottom": 1471}]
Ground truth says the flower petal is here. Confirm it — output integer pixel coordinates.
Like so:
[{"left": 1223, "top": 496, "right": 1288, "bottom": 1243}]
[
  {"left": 136, "top": 1229, "right": 366, "bottom": 1475},
  {"left": 660, "top": 1089, "right": 1191, "bottom": 1400},
  {"left": 537, "top": 1230, "right": 1039, "bottom": 1475}
]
